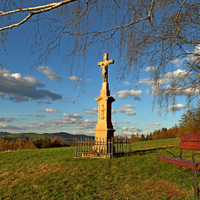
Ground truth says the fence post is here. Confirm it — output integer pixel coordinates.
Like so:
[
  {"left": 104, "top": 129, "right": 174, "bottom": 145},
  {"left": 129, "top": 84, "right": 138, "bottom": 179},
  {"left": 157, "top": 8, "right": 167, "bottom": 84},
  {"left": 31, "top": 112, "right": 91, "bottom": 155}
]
[
  {"left": 84, "top": 138, "right": 86, "bottom": 156},
  {"left": 75, "top": 137, "right": 77, "bottom": 157},
  {"left": 111, "top": 137, "right": 113, "bottom": 159},
  {"left": 81, "top": 138, "right": 82, "bottom": 156},
  {"left": 126, "top": 137, "right": 127, "bottom": 155},
  {"left": 108, "top": 139, "right": 109, "bottom": 158}
]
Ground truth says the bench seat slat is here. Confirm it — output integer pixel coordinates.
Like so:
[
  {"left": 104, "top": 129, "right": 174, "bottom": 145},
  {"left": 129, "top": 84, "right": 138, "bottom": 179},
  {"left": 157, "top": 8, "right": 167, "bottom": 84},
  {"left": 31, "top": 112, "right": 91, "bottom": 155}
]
[{"left": 158, "top": 156, "right": 200, "bottom": 170}]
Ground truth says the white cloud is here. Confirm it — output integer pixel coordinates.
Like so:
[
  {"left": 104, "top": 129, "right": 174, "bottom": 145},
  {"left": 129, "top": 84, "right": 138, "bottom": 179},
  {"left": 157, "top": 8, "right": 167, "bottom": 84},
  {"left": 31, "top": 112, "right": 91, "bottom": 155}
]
[
  {"left": 91, "top": 108, "right": 98, "bottom": 112},
  {"left": 112, "top": 110, "right": 117, "bottom": 114},
  {"left": 122, "top": 127, "right": 128, "bottom": 131},
  {"left": 187, "top": 44, "right": 200, "bottom": 63},
  {"left": 125, "top": 111, "right": 136, "bottom": 115},
  {"left": 169, "top": 58, "right": 185, "bottom": 68},
  {"left": 117, "top": 108, "right": 133, "bottom": 113},
  {"left": 129, "top": 126, "right": 135, "bottom": 130},
  {"left": 0, "top": 123, "right": 9, "bottom": 128},
  {"left": 165, "top": 69, "right": 190, "bottom": 80},
  {"left": 38, "top": 66, "right": 62, "bottom": 81},
  {"left": 166, "top": 86, "right": 200, "bottom": 96},
  {"left": 71, "top": 130, "right": 80, "bottom": 134},
  {"left": 0, "top": 117, "right": 15, "bottom": 122},
  {"left": 117, "top": 106, "right": 136, "bottom": 115},
  {"left": 122, "top": 104, "right": 134, "bottom": 108},
  {"left": 28, "top": 122, "right": 50, "bottom": 128},
  {"left": 39, "top": 108, "right": 58, "bottom": 113},
  {"left": 75, "top": 123, "right": 95, "bottom": 129},
  {"left": 116, "top": 90, "right": 142, "bottom": 98},
  {"left": 144, "top": 127, "right": 151, "bottom": 129},
  {"left": 48, "top": 118, "right": 77, "bottom": 127},
  {"left": 83, "top": 131, "right": 95, "bottom": 135},
  {"left": 193, "top": 44, "right": 200, "bottom": 54},
  {"left": 139, "top": 68, "right": 198, "bottom": 98},
  {"left": 123, "top": 81, "right": 130, "bottom": 86},
  {"left": 60, "top": 118, "right": 77, "bottom": 123},
  {"left": 149, "top": 123, "right": 161, "bottom": 126},
  {"left": 66, "top": 98, "right": 75, "bottom": 103},
  {"left": 19, "top": 114, "right": 45, "bottom": 117},
  {"left": 84, "top": 111, "right": 95, "bottom": 114},
  {"left": 152, "top": 69, "right": 191, "bottom": 88},
  {"left": 0, "top": 69, "right": 62, "bottom": 102},
  {"left": 121, "top": 131, "right": 135, "bottom": 136},
  {"left": 139, "top": 77, "right": 151, "bottom": 85},
  {"left": 68, "top": 76, "right": 82, "bottom": 84},
  {"left": 0, "top": 92, "right": 4, "bottom": 97},
  {"left": 140, "top": 69, "right": 190, "bottom": 88},
  {"left": 61, "top": 113, "right": 83, "bottom": 118},
  {"left": 123, "top": 130, "right": 149, "bottom": 136},
  {"left": 167, "top": 104, "right": 188, "bottom": 111},
  {"left": 85, "top": 119, "right": 97, "bottom": 123},
  {"left": 145, "top": 89, "right": 152, "bottom": 94},
  {"left": 113, "top": 125, "right": 119, "bottom": 129},
  {"left": 144, "top": 66, "right": 155, "bottom": 72},
  {"left": 0, "top": 123, "right": 27, "bottom": 130}
]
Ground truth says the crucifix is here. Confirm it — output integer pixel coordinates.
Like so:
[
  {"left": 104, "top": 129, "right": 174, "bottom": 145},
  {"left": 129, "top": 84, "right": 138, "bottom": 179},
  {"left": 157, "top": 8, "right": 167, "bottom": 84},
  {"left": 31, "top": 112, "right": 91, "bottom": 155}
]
[
  {"left": 98, "top": 53, "right": 114, "bottom": 83},
  {"left": 94, "top": 53, "right": 115, "bottom": 156}
]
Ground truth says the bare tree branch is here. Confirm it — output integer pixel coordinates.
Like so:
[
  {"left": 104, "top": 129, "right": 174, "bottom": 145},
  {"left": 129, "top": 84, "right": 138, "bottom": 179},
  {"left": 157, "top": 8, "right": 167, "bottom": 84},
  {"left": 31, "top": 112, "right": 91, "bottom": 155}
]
[
  {"left": 0, "top": 0, "right": 78, "bottom": 31},
  {"left": 1, "top": 0, "right": 200, "bottom": 111}
]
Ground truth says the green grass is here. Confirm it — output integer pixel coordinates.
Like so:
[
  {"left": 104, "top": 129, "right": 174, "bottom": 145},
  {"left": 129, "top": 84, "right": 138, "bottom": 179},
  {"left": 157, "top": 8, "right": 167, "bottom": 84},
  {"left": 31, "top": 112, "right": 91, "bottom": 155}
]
[
  {"left": 0, "top": 138, "right": 198, "bottom": 199},
  {"left": 132, "top": 138, "right": 181, "bottom": 151}
]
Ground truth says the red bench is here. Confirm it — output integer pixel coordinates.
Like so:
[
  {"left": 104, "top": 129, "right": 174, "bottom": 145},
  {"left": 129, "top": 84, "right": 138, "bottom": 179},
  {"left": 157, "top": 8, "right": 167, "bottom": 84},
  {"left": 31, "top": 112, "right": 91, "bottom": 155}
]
[{"left": 156, "top": 133, "right": 200, "bottom": 198}]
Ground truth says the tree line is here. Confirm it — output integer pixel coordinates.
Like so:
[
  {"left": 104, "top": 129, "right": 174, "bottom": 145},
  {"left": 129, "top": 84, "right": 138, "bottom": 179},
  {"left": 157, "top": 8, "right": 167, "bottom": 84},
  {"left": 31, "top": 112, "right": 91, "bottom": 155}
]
[
  {"left": 130, "top": 103, "right": 200, "bottom": 142},
  {"left": 0, "top": 137, "right": 72, "bottom": 152}
]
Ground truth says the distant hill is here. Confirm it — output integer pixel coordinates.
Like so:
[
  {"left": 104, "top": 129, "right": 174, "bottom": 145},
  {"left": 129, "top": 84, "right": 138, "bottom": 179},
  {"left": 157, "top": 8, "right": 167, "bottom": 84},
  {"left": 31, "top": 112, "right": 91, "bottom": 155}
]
[
  {"left": 0, "top": 132, "right": 94, "bottom": 144},
  {"left": 0, "top": 132, "right": 11, "bottom": 136}
]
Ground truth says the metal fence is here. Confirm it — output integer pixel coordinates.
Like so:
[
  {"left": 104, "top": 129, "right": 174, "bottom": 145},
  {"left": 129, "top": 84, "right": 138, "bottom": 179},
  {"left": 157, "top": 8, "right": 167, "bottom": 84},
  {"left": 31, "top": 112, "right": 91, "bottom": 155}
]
[{"left": 75, "top": 137, "right": 132, "bottom": 159}]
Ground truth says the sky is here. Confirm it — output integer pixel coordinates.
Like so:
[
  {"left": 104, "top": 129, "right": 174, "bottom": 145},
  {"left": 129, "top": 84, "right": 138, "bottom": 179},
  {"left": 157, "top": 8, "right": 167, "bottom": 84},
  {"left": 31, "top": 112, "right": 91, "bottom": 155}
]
[{"left": 0, "top": 4, "right": 198, "bottom": 137}]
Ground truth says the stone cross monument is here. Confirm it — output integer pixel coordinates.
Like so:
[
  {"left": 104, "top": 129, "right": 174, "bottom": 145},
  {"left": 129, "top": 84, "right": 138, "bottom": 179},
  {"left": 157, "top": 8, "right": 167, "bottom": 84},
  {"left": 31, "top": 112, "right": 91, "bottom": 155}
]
[{"left": 94, "top": 53, "right": 115, "bottom": 153}]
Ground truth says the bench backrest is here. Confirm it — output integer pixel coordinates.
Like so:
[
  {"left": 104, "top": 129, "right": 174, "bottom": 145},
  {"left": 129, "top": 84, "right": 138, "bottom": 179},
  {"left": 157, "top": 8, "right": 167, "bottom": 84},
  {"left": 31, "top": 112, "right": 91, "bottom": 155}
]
[{"left": 180, "top": 133, "right": 200, "bottom": 150}]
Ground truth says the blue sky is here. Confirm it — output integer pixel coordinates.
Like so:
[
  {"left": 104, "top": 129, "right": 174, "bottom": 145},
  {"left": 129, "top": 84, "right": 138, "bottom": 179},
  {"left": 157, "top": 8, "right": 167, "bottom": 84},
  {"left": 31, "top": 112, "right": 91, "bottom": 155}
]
[{"left": 0, "top": 8, "right": 197, "bottom": 137}]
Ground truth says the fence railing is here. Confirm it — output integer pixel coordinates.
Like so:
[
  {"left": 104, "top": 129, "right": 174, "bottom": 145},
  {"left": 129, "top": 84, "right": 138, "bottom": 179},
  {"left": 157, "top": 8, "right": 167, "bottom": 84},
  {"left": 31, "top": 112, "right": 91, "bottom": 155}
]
[{"left": 75, "top": 137, "right": 132, "bottom": 159}]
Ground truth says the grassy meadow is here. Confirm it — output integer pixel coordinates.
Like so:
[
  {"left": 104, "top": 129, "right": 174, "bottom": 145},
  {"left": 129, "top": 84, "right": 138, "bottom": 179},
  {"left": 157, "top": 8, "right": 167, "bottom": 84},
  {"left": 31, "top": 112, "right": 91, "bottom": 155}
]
[{"left": 0, "top": 138, "right": 199, "bottom": 199}]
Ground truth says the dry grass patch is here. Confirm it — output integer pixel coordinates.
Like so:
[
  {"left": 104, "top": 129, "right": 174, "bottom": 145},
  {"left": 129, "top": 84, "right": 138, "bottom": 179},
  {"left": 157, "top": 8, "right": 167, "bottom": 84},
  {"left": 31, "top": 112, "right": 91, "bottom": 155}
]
[{"left": 145, "top": 180, "right": 186, "bottom": 199}]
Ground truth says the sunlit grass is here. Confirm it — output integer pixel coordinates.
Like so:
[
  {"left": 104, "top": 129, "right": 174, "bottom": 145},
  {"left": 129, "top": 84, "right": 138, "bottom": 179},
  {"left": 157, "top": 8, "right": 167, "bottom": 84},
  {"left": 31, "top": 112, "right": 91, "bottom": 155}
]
[{"left": 0, "top": 139, "right": 197, "bottom": 199}]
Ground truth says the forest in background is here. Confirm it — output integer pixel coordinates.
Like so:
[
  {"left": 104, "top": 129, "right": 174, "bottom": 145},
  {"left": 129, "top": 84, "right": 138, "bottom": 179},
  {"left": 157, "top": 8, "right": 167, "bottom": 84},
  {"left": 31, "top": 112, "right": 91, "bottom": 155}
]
[
  {"left": 131, "top": 102, "right": 200, "bottom": 142},
  {"left": 0, "top": 137, "right": 73, "bottom": 152}
]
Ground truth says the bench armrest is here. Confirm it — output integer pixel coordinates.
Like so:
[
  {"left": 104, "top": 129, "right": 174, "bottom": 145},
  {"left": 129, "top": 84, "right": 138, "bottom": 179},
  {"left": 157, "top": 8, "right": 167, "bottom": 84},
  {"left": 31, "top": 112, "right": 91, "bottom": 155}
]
[
  {"left": 156, "top": 148, "right": 176, "bottom": 158},
  {"left": 192, "top": 153, "right": 200, "bottom": 165}
]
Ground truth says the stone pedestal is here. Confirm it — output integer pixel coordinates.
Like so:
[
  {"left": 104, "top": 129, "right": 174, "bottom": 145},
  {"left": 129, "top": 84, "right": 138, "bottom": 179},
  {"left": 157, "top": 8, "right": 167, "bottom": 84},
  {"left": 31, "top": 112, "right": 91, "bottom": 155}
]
[{"left": 94, "top": 82, "right": 115, "bottom": 153}]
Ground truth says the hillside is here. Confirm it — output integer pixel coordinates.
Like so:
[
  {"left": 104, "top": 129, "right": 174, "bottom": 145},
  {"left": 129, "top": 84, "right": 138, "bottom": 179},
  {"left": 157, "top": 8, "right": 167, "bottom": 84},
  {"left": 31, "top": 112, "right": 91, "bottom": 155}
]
[
  {"left": 0, "top": 132, "right": 11, "bottom": 136},
  {"left": 0, "top": 138, "right": 193, "bottom": 199},
  {"left": 0, "top": 132, "right": 94, "bottom": 144}
]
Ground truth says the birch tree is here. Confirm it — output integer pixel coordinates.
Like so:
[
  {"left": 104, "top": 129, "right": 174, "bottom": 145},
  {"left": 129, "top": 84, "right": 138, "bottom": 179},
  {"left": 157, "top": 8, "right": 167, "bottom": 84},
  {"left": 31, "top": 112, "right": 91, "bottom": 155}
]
[{"left": 1, "top": 0, "right": 200, "bottom": 110}]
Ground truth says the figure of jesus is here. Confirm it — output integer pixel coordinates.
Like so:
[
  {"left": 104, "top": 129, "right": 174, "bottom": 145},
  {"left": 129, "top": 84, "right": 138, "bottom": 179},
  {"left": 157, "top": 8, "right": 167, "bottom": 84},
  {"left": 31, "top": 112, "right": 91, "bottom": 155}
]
[{"left": 98, "top": 53, "right": 114, "bottom": 83}]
